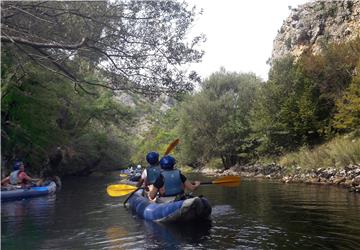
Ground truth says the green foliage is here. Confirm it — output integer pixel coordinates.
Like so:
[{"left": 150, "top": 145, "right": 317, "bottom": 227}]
[
  {"left": 206, "top": 158, "right": 223, "bottom": 170},
  {"left": 2, "top": 1, "right": 204, "bottom": 95},
  {"left": 252, "top": 38, "right": 360, "bottom": 156},
  {"left": 333, "top": 60, "right": 360, "bottom": 132},
  {"left": 1, "top": 55, "right": 133, "bottom": 175},
  {"left": 252, "top": 56, "right": 322, "bottom": 154},
  {"left": 131, "top": 39, "right": 360, "bottom": 171},
  {"left": 131, "top": 106, "right": 181, "bottom": 166},
  {"left": 178, "top": 69, "right": 262, "bottom": 168}
]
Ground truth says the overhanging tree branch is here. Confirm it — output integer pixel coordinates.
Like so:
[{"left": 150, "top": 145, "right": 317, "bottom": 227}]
[
  {"left": 1, "top": 0, "right": 205, "bottom": 96},
  {"left": 1, "top": 36, "right": 87, "bottom": 50}
]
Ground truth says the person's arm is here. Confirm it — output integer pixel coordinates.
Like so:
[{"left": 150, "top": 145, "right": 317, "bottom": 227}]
[
  {"left": 19, "top": 172, "right": 40, "bottom": 182},
  {"left": 147, "top": 174, "right": 164, "bottom": 200},
  {"left": 148, "top": 185, "right": 159, "bottom": 200},
  {"left": 137, "top": 178, "right": 144, "bottom": 188},
  {"left": 137, "top": 170, "right": 147, "bottom": 187},
  {"left": 1, "top": 176, "right": 10, "bottom": 185},
  {"left": 20, "top": 172, "right": 32, "bottom": 181},
  {"left": 184, "top": 180, "right": 200, "bottom": 192}
]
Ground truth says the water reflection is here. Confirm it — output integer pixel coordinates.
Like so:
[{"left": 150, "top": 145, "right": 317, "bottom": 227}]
[
  {"left": 2, "top": 175, "right": 360, "bottom": 249},
  {"left": 105, "top": 226, "right": 130, "bottom": 248},
  {"left": 142, "top": 219, "right": 212, "bottom": 249},
  {"left": 1, "top": 195, "right": 56, "bottom": 249}
]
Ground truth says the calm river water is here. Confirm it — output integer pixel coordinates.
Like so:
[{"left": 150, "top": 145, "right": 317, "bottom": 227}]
[{"left": 1, "top": 172, "right": 360, "bottom": 249}]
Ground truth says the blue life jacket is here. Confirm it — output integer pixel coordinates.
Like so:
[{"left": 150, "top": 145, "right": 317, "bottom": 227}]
[
  {"left": 162, "top": 169, "right": 183, "bottom": 197},
  {"left": 9, "top": 170, "right": 20, "bottom": 185},
  {"left": 146, "top": 164, "right": 161, "bottom": 185}
]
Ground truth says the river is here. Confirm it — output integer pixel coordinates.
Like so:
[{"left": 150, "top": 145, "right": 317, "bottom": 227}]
[{"left": 1, "top": 172, "right": 360, "bottom": 249}]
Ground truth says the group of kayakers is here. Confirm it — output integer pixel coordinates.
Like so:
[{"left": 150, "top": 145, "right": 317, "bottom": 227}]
[{"left": 137, "top": 152, "right": 200, "bottom": 201}]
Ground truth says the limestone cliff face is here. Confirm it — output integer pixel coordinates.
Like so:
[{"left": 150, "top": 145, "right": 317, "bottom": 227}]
[{"left": 272, "top": 0, "right": 360, "bottom": 60}]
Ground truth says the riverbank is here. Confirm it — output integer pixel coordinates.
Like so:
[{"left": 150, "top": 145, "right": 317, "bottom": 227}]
[{"left": 195, "top": 163, "right": 360, "bottom": 193}]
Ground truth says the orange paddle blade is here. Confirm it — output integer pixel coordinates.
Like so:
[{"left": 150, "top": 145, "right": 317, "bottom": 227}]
[
  {"left": 200, "top": 176, "right": 241, "bottom": 187},
  {"left": 164, "top": 138, "right": 180, "bottom": 155},
  {"left": 212, "top": 175, "right": 241, "bottom": 184}
]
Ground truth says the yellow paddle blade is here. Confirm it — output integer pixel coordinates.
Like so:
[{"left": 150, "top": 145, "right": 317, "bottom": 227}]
[
  {"left": 164, "top": 138, "right": 180, "bottom": 155},
  {"left": 212, "top": 175, "right": 241, "bottom": 184},
  {"left": 119, "top": 174, "right": 128, "bottom": 178},
  {"left": 106, "top": 184, "right": 137, "bottom": 197}
]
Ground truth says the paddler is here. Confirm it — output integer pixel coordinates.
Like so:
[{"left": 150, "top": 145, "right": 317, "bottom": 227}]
[{"left": 148, "top": 155, "right": 200, "bottom": 201}]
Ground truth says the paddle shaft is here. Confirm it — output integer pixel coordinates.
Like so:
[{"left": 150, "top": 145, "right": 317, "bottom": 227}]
[
  {"left": 199, "top": 181, "right": 213, "bottom": 185},
  {"left": 123, "top": 187, "right": 143, "bottom": 207}
]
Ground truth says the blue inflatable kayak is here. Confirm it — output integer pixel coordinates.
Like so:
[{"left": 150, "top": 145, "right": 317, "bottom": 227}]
[
  {"left": 1, "top": 181, "right": 57, "bottom": 202},
  {"left": 126, "top": 190, "right": 212, "bottom": 223}
]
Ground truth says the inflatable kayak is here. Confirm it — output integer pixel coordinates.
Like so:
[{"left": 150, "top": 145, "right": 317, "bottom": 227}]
[
  {"left": 119, "top": 179, "right": 138, "bottom": 186},
  {"left": 1, "top": 181, "right": 57, "bottom": 202},
  {"left": 126, "top": 189, "right": 212, "bottom": 223},
  {"left": 128, "top": 174, "right": 141, "bottom": 182}
]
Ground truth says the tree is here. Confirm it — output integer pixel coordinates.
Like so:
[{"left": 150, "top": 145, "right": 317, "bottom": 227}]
[
  {"left": 251, "top": 56, "right": 322, "bottom": 155},
  {"left": 1, "top": 1, "right": 204, "bottom": 96},
  {"left": 178, "top": 69, "right": 262, "bottom": 168},
  {"left": 333, "top": 60, "right": 360, "bottom": 132},
  {"left": 1, "top": 53, "right": 133, "bottom": 175}
]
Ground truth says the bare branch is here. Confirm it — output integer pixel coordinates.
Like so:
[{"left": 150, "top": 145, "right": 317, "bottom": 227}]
[{"left": 1, "top": 36, "right": 87, "bottom": 50}]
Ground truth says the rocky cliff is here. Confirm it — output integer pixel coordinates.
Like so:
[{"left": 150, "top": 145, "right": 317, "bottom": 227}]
[{"left": 272, "top": 0, "right": 360, "bottom": 60}]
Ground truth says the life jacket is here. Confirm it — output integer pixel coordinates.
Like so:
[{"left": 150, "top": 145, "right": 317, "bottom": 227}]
[
  {"left": 145, "top": 164, "right": 161, "bottom": 185},
  {"left": 162, "top": 169, "right": 183, "bottom": 197},
  {"left": 9, "top": 170, "right": 20, "bottom": 185}
]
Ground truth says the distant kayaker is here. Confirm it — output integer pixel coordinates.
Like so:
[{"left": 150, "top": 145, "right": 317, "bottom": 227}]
[
  {"left": 129, "top": 166, "right": 134, "bottom": 175},
  {"left": 1, "top": 161, "right": 40, "bottom": 187},
  {"left": 148, "top": 155, "right": 200, "bottom": 201},
  {"left": 137, "top": 151, "right": 161, "bottom": 188}
]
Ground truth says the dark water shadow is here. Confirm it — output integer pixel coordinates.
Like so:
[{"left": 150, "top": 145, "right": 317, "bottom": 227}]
[{"left": 141, "top": 219, "right": 212, "bottom": 249}]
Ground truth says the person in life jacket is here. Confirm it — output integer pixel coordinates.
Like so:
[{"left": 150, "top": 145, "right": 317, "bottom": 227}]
[
  {"left": 137, "top": 152, "right": 161, "bottom": 188},
  {"left": 1, "top": 161, "right": 39, "bottom": 187},
  {"left": 148, "top": 155, "right": 200, "bottom": 201}
]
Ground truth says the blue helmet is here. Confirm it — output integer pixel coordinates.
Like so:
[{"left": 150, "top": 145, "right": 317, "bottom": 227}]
[
  {"left": 146, "top": 152, "right": 159, "bottom": 165},
  {"left": 13, "top": 161, "right": 23, "bottom": 171},
  {"left": 160, "top": 155, "right": 176, "bottom": 170}
]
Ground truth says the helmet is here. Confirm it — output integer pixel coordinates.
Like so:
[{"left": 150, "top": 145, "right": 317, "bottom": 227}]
[
  {"left": 159, "top": 155, "right": 176, "bottom": 170},
  {"left": 137, "top": 165, "right": 141, "bottom": 169},
  {"left": 146, "top": 152, "right": 159, "bottom": 165},
  {"left": 13, "top": 161, "right": 23, "bottom": 171}
]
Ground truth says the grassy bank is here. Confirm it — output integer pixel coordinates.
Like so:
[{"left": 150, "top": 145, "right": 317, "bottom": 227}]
[{"left": 279, "top": 133, "right": 360, "bottom": 172}]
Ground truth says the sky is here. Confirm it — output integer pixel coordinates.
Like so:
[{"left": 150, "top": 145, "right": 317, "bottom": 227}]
[{"left": 187, "top": 0, "right": 310, "bottom": 81}]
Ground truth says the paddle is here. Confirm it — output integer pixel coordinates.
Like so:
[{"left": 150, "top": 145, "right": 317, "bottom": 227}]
[
  {"left": 200, "top": 175, "right": 241, "bottom": 185},
  {"left": 164, "top": 138, "right": 179, "bottom": 155},
  {"left": 107, "top": 184, "right": 137, "bottom": 197},
  {"left": 107, "top": 176, "right": 241, "bottom": 197}
]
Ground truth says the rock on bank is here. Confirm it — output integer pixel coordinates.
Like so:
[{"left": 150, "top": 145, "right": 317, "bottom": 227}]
[{"left": 197, "top": 163, "right": 360, "bottom": 193}]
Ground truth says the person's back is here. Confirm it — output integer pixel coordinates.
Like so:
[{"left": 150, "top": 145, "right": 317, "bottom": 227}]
[
  {"left": 148, "top": 155, "right": 200, "bottom": 200},
  {"left": 1, "top": 161, "right": 35, "bottom": 187},
  {"left": 137, "top": 152, "right": 160, "bottom": 188},
  {"left": 161, "top": 167, "right": 183, "bottom": 197},
  {"left": 9, "top": 168, "right": 20, "bottom": 185},
  {"left": 145, "top": 163, "right": 161, "bottom": 186}
]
